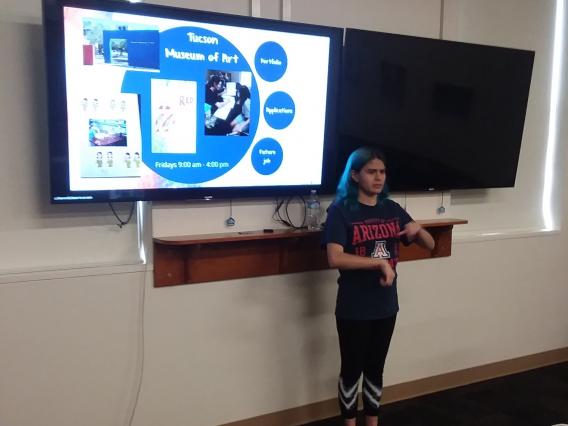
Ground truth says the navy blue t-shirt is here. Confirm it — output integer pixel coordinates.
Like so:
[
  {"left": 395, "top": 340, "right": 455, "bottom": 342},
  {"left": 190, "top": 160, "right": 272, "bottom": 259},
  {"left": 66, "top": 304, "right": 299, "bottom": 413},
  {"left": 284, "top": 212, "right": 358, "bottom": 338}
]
[{"left": 323, "top": 199, "right": 413, "bottom": 320}]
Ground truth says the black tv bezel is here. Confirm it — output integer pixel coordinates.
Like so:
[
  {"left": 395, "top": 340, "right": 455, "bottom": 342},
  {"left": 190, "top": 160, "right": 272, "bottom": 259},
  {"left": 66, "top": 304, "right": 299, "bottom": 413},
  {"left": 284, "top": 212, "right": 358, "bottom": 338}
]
[
  {"left": 338, "top": 28, "right": 535, "bottom": 192},
  {"left": 43, "top": 0, "right": 343, "bottom": 203}
]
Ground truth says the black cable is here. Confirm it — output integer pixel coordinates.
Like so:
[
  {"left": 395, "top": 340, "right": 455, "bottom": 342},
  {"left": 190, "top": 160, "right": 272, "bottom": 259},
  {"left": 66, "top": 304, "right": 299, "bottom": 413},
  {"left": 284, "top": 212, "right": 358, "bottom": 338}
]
[
  {"left": 437, "top": 191, "right": 446, "bottom": 214},
  {"left": 274, "top": 197, "right": 294, "bottom": 227},
  {"left": 273, "top": 196, "right": 306, "bottom": 229},
  {"left": 108, "top": 202, "right": 136, "bottom": 228},
  {"left": 226, "top": 199, "right": 236, "bottom": 226}
]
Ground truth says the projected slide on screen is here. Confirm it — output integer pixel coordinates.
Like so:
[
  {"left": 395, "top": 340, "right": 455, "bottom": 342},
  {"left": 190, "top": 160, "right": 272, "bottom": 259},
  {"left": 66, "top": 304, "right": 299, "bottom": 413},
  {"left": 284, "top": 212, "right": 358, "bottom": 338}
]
[{"left": 63, "top": 7, "right": 331, "bottom": 193}]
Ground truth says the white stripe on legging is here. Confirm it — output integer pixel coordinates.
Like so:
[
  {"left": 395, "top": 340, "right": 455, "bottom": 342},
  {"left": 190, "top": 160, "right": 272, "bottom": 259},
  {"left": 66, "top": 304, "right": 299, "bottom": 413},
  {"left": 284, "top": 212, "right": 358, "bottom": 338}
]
[
  {"left": 339, "top": 376, "right": 358, "bottom": 409},
  {"left": 363, "top": 377, "right": 383, "bottom": 397}
]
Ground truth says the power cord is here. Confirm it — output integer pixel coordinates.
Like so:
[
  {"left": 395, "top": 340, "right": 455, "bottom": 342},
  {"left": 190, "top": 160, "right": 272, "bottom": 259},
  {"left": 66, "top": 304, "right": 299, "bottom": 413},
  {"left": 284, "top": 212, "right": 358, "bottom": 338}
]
[
  {"left": 109, "top": 202, "right": 136, "bottom": 228},
  {"left": 226, "top": 199, "right": 236, "bottom": 227},
  {"left": 127, "top": 267, "right": 147, "bottom": 426},
  {"left": 125, "top": 201, "right": 147, "bottom": 426},
  {"left": 437, "top": 192, "right": 446, "bottom": 214},
  {"left": 273, "top": 196, "right": 306, "bottom": 229}
]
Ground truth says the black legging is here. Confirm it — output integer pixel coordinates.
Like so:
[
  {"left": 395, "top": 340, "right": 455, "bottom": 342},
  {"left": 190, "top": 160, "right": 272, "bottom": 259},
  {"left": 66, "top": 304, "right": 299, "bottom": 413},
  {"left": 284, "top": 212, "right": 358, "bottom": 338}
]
[{"left": 336, "top": 315, "right": 397, "bottom": 419}]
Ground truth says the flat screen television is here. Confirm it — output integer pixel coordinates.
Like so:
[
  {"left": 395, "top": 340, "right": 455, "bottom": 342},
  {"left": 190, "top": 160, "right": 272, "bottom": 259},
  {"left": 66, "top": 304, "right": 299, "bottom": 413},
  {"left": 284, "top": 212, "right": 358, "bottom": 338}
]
[
  {"left": 338, "top": 28, "right": 535, "bottom": 191},
  {"left": 43, "top": 0, "right": 342, "bottom": 203}
]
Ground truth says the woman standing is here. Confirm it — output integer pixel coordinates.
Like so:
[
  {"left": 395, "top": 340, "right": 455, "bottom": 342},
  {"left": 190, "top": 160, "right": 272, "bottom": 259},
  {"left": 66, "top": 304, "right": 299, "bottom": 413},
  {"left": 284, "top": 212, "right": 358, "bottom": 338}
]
[{"left": 324, "top": 147, "right": 435, "bottom": 426}]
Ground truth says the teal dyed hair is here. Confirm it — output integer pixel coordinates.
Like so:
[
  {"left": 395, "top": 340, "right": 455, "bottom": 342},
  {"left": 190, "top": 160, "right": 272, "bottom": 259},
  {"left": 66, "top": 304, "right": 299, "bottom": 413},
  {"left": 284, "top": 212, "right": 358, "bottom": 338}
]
[{"left": 335, "top": 146, "right": 388, "bottom": 208}]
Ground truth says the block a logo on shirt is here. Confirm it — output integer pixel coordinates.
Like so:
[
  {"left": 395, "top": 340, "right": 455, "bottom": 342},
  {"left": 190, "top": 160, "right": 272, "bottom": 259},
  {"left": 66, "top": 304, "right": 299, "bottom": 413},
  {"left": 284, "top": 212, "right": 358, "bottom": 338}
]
[{"left": 371, "top": 240, "right": 391, "bottom": 259}]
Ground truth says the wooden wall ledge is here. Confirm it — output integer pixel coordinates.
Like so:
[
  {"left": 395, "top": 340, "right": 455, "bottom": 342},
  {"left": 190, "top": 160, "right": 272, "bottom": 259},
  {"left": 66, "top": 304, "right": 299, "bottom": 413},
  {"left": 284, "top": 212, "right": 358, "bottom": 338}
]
[{"left": 153, "top": 219, "right": 467, "bottom": 287}]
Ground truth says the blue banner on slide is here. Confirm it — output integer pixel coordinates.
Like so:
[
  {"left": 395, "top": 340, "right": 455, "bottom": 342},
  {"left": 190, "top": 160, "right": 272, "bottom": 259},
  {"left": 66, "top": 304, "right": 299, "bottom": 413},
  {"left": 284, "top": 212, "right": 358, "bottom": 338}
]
[
  {"left": 254, "top": 41, "right": 287, "bottom": 82},
  {"left": 251, "top": 138, "right": 283, "bottom": 175},
  {"left": 264, "top": 91, "right": 295, "bottom": 130},
  {"left": 121, "top": 26, "right": 260, "bottom": 185}
]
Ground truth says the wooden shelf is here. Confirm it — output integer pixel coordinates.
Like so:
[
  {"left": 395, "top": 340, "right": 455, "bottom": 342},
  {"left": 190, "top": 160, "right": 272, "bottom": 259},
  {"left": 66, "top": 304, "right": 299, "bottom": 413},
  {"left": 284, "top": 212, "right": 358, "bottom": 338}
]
[{"left": 153, "top": 219, "right": 467, "bottom": 287}]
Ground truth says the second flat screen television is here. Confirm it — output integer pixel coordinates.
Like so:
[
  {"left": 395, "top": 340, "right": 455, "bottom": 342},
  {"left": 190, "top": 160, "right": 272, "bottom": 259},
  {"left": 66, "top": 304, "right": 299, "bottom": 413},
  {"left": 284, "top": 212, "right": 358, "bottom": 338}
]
[
  {"left": 44, "top": 0, "right": 342, "bottom": 202},
  {"left": 339, "top": 28, "right": 535, "bottom": 191}
]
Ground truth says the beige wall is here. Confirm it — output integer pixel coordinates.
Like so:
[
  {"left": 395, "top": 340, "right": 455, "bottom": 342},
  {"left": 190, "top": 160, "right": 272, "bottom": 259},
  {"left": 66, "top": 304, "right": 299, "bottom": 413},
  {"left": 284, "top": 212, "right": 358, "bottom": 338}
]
[{"left": 1, "top": 1, "right": 567, "bottom": 425}]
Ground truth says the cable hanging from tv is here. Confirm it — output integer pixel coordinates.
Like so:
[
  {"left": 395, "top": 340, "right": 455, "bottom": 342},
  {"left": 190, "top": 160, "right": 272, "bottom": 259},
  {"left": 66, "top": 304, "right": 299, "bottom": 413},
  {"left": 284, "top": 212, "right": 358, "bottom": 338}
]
[
  {"left": 108, "top": 202, "right": 136, "bottom": 228},
  {"left": 273, "top": 196, "right": 306, "bottom": 229}
]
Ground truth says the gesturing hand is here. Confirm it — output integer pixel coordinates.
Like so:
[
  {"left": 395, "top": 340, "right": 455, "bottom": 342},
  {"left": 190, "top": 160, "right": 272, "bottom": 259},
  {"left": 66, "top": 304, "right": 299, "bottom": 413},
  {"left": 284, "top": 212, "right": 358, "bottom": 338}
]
[
  {"left": 378, "top": 261, "right": 395, "bottom": 287},
  {"left": 399, "top": 221, "right": 422, "bottom": 241}
]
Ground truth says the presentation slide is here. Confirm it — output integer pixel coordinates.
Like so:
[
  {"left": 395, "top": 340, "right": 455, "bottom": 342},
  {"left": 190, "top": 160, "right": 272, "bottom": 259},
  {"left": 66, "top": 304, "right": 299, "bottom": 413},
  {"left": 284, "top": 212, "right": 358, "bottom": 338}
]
[{"left": 63, "top": 7, "right": 331, "bottom": 191}]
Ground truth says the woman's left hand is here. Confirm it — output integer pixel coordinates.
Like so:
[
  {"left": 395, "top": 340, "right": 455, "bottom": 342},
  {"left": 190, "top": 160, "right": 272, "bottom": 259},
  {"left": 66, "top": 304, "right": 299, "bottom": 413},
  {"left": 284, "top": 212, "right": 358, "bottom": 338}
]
[{"left": 399, "top": 221, "right": 422, "bottom": 241}]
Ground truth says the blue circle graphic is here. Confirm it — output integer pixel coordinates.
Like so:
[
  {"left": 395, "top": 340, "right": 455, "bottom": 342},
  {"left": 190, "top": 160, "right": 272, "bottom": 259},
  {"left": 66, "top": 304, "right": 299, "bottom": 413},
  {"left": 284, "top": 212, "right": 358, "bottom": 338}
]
[
  {"left": 264, "top": 91, "right": 295, "bottom": 130},
  {"left": 255, "top": 42, "right": 287, "bottom": 82},
  {"left": 121, "top": 26, "right": 260, "bottom": 184},
  {"left": 251, "top": 138, "right": 283, "bottom": 175}
]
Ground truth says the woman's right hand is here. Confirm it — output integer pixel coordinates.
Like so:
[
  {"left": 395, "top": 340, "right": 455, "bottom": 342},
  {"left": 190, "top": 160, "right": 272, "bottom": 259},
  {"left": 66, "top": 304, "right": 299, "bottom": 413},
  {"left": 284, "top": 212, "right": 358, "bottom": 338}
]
[{"left": 377, "top": 260, "right": 395, "bottom": 286}]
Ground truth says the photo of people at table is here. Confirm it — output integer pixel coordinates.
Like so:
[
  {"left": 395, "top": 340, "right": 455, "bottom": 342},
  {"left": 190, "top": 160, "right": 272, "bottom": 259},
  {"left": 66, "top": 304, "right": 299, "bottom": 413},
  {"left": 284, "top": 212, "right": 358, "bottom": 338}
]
[
  {"left": 89, "top": 119, "right": 127, "bottom": 147},
  {"left": 204, "top": 70, "right": 252, "bottom": 136}
]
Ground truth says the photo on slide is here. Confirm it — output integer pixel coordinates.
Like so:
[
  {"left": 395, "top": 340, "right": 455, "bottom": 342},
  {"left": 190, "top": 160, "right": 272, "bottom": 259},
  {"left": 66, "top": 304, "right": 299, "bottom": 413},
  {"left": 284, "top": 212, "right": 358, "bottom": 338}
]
[
  {"left": 151, "top": 79, "right": 197, "bottom": 154},
  {"left": 81, "top": 17, "right": 159, "bottom": 69},
  {"left": 204, "top": 70, "right": 252, "bottom": 136},
  {"left": 89, "top": 119, "right": 127, "bottom": 147}
]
